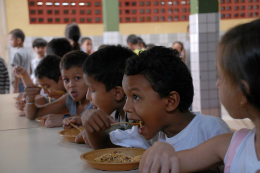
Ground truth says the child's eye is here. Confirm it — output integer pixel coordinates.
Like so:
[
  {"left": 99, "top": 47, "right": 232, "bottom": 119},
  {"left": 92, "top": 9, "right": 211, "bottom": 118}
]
[
  {"left": 133, "top": 94, "right": 140, "bottom": 101},
  {"left": 63, "top": 78, "right": 69, "bottom": 82},
  {"left": 75, "top": 76, "right": 81, "bottom": 80}
]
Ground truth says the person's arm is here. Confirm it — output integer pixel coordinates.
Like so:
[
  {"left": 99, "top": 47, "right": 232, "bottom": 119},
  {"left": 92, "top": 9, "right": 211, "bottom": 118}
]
[
  {"left": 140, "top": 133, "right": 233, "bottom": 173},
  {"left": 13, "top": 65, "right": 33, "bottom": 86},
  {"left": 25, "top": 84, "right": 68, "bottom": 120},
  {"left": 13, "top": 76, "right": 19, "bottom": 93},
  {"left": 81, "top": 109, "right": 119, "bottom": 149}
]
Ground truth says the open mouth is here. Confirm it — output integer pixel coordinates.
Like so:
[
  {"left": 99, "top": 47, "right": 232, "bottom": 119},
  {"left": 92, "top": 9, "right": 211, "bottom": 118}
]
[{"left": 132, "top": 120, "right": 145, "bottom": 134}]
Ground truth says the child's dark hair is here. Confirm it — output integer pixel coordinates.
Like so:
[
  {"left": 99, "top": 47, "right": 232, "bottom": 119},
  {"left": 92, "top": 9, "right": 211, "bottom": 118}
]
[
  {"left": 60, "top": 50, "right": 88, "bottom": 70},
  {"left": 34, "top": 55, "right": 61, "bottom": 83},
  {"left": 218, "top": 18, "right": 260, "bottom": 110},
  {"left": 32, "top": 38, "right": 47, "bottom": 48},
  {"left": 65, "top": 23, "right": 81, "bottom": 50},
  {"left": 137, "top": 37, "right": 147, "bottom": 48},
  {"left": 172, "top": 41, "right": 184, "bottom": 52},
  {"left": 9, "top": 29, "right": 25, "bottom": 42},
  {"left": 125, "top": 46, "right": 193, "bottom": 112},
  {"left": 80, "top": 37, "right": 91, "bottom": 44},
  {"left": 127, "top": 34, "right": 138, "bottom": 44},
  {"left": 46, "top": 38, "right": 73, "bottom": 58},
  {"left": 83, "top": 45, "right": 135, "bottom": 91}
]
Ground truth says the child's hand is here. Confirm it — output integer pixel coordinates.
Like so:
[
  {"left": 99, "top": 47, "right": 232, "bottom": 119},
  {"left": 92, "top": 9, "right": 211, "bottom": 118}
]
[
  {"left": 24, "top": 84, "right": 41, "bottom": 101},
  {"left": 81, "top": 109, "right": 116, "bottom": 133},
  {"left": 15, "top": 93, "right": 26, "bottom": 111},
  {"left": 75, "top": 130, "right": 92, "bottom": 148},
  {"left": 62, "top": 116, "right": 82, "bottom": 129},
  {"left": 12, "top": 65, "right": 26, "bottom": 77},
  {"left": 42, "top": 114, "right": 63, "bottom": 128},
  {"left": 139, "top": 141, "right": 179, "bottom": 173}
]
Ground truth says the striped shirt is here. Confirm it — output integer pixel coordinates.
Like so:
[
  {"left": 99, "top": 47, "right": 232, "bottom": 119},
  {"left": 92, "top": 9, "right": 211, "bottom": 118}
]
[{"left": 0, "top": 57, "right": 10, "bottom": 94}]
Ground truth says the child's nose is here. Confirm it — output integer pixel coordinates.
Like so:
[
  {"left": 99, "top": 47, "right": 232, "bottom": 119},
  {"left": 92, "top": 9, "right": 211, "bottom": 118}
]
[
  {"left": 123, "top": 98, "right": 133, "bottom": 114},
  {"left": 68, "top": 80, "right": 75, "bottom": 87}
]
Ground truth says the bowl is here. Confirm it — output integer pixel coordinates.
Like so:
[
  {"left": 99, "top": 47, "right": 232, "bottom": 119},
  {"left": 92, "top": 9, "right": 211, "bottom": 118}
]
[
  {"left": 58, "top": 127, "right": 85, "bottom": 143},
  {"left": 80, "top": 148, "right": 145, "bottom": 171},
  {"left": 35, "top": 117, "right": 45, "bottom": 125}
]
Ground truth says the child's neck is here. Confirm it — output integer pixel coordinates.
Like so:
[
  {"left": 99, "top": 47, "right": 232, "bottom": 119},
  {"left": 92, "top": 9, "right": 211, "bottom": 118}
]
[
  {"left": 38, "top": 55, "right": 44, "bottom": 59},
  {"left": 17, "top": 43, "right": 24, "bottom": 49},
  {"left": 163, "top": 110, "right": 195, "bottom": 138}
]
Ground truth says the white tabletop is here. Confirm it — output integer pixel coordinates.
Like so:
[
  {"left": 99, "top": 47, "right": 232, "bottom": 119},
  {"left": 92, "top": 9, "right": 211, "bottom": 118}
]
[
  {"left": 0, "top": 93, "right": 41, "bottom": 131},
  {"left": 0, "top": 94, "right": 139, "bottom": 173}
]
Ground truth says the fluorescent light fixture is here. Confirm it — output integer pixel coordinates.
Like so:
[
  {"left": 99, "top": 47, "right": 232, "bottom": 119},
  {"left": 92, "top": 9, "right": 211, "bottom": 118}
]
[
  {"left": 54, "top": 2, "right": 60, "bottom": 6},
  {"left": 79, "top": 2, "right": 85, "bottom": 6},
  {"left": 37, "top": 2, "right": 43, "bottom": 5},
  {"left": 46, "top": 2, "right": 52, "bottom": 5},
  {"left": 168, "top": 1, "right": 173, "bottom": 5},
  {"left": 62, "top": 2, "right": 69, "bottom": 6},
  {"left": 181, "top": 1, "right": 186, "bottom": 4},
  {"left": 71, "top": 2, "right": 76, "bottom": 6}
]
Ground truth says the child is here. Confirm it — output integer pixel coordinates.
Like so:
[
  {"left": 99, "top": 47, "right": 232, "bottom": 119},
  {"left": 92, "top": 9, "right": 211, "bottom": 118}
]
[
  {"left": 0, "top": 57, "right": 9, "bottom": 94},
  {"left": 46, "top": 38, "right": 73, "bottom": 57},
  {"left": 64, "top": 45, "right": 135, "bottom": 144},
  {"left": 80, "top": 37, "right": 94, "bottom": 55},
  {"left": 140, "top": 19, "right": 260, "bottom": 173},
  {"left": 65, "top": 23, "right": 81, "bottom": 51},
  {"left": 127, "top": 34, "right": 145, "bottom": 55},
  {"left": 82, "top": 46, "right": 231, "bottom": 150},
  {"left": 9, "top": 29, "right": 32, "bottom": 93},
  {"left": 31, "top": 38, "right": 47, "bottom": 84},
  {"left": 13, "top": 55, "right": 69, "bottom": 127},
  {"left": 172, "top": 41, "right": 186, "bottom": 63},
  {"left": 24, "top": 51, "right": 92, "bottom": 123}
]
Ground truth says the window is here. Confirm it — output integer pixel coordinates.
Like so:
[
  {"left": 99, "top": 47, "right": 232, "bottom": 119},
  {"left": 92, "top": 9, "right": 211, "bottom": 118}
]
[
  {"left": 168, "top": 9, "right": 172, "bottom": 13},
  {"left": 240, "top": 13, "right": 245, "bottom": 17},
  {"left": 146, "top": 9, "right": 151, "bottom": 13},
  {"left": 125, "top": 10, "right": 130, "bottom": 14},
  {"left": 140, "top": 9, "right": 144, "bottom": 13},
  {"left": 126, "top": 17, "right": 130, "bottom": 21},
  {"left": 248, "top": 5, "right": 252, "bottom": 9},
  {"left": 154, "top": 16, "right": 158, "bottom": 21},
  {"left": 168, "top": 16, "right": 172, "bottom": 21},
  {"left": 248, "top": 12, "right": 252, "bottom": 16},
  {"left": 39, "top": 18, "right": 44, "bottom": 22},
  {"left": 234, "top": 13, "right": 239, "bottom": 17},
  {"left": 125, "top": 2, "right": 129, "bottom": 6},
  {"left": 55, "top": 18, "right": 60, "bottom": 22},
  {"left": 154, "top": 9, "right": 159, "bottom": 13},
  {"left": 71, "top": 10, "right": 76, "bottom": 14},
  {"left": 140, "top": 17, "right": 145, "bottom": 21},
  {"left": 234, "top": 6, "right": 238, "bottom": 10},
  {"left": 47, "top": 10, "right": 52, "bottom": 14},
  {"left": 146, "top": 17, "right": 151, "bottom": 21},
  {"left": 221, "top": 14, "right": 225, "bottom": 18},
  {"left": 86, "top": 10, "right": 91, "bottom": 14},
  {"left": 146, "top": 1, "right": 150, "bottom": 5},
  {"left": 154, "top": 1, "right": 158, "bottom": 5},
  {"left": 132, "top": 17, "right": 136, "bottom": 21},
  {"left": 87, "top": 18, "right": 91, "bottom": 22},
  {"left": 173, "top": 1, "right": 178, "bottom": 5},
  {"left": 80, "top": 10, "right": 84, "bottom": 14},
  {"left": 95, "top": 2, "right": 99, "bottom": 6},
  {"left": 71, "top": 18, "right": 76, "bottom": 22},
  {"left": 132, "top": 2, "right": 136, "bottom": 6},
  {"left": 54, "top": 10, "right": 59, "bottom": 14},
  {"left": 174, "top": 8, "right": 179, "bottom": 13},
  {"left": 160, "top": 16, "right": 165, "bottom": 21},
  {"left": 160, "top": 9, "right": 165, "bottom": 13},
  {"left": 86, "top": 2, "right": 91, "bottom": 6},
  {"left": 31, "top": 18, "right": 36, "bottom": 22},
  {"left": 80, "top": 18, "right": 84, "bottom": 22},
  {"left": 182, "top": 8, "right": 186, "bottom": 12},
  {"left": 254, "top": 5, "right": 259, "bottom": 9},
  {"left": 140, "top": 1, "right": 144, "bottom": 5},
  {"left": 226, "top": 14, "right": 230, "bottom": 17},
  {"left": 47, "top": 18, "right": 52, "bottom": 22},
  {"left": 64, "top": 10, "right": 68, "bottom": 14},
  {"left": 29, "top": 1, "right": 35, "bottom": 5},
  {"left": 221, "top": 7, "right": 225, "bottom": 10},
  {"left": 95, "top": 10, "right": 100, "bottom": 14},
  {"left": 30, "top": 10, "right": 35, "bottom": 14},
  {"left": 64, "top": 18, "right": 69, "bottom": 22},
  {"left": 132, "top": 10, "right": 136, "bottom": 13},
  {"left": 174, "top": 16, "right": 179, "bottom": 20},
  {"left": 240, "top": 6, "right": 244, "bottom": 10},
  {"left": 95, "top": 18, "right": 100, "bottom": 22},
  {"left": 38, "top": 10, "right": 43, "bottom": 14},
  {"left": 182, "top": 15, "right": 186, "bottom": 20}
]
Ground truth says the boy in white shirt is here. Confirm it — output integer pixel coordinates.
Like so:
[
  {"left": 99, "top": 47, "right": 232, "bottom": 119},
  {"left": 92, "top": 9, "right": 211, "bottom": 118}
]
[
  {"left": 31, "top": 38, "right": 47, "bottom": 84},
  {"left": 82, "top": 46, "right": 231, "bottom": 152}
]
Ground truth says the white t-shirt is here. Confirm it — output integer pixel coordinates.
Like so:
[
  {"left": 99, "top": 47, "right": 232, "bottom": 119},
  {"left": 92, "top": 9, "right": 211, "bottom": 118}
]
[
  {"left": 31, "top": 57, "right": 42, "bottom": 84},
  {"left": 224, "top": 128, "right": 260, "bottom": 173},
  {"left": 110, "top": 112, "right": 231, "bottom": 151}
]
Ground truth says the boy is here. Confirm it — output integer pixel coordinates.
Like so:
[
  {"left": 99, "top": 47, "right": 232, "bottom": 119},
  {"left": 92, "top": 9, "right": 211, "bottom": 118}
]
[
  {"left": 13, "top": 55, "right": 69, "bottom": 127},
  {"left": 80, "top": 37, "right": 94, "bottom": 55},
  {"left": 24, "top": 51, "right": 92, "bottom": 125},
  {"left": 9, "top": 29, "right": 32, "bottom": 93},
  {"left": 82, "top": 46, "right": 231, "bottom": 151},
  {"left": 64, "top": 45, "right": 135, "bottom": 144},
  {"left": 46, "top": 38, "right": 72, "bottom": 57},
  {"left": 31, "top": 38, "right": 47, "bottom": 84}
]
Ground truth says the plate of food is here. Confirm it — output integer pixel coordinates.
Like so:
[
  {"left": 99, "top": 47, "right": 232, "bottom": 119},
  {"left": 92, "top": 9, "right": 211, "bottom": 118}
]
[
  {"left": 80, "top": 148, "right": 145, "bottom": 171},
  {"left": 58, "top": 127, "right": 85, "bottom": 143},
  {"left": 35, "top": 117, "right": 45, "bottom": 125}
]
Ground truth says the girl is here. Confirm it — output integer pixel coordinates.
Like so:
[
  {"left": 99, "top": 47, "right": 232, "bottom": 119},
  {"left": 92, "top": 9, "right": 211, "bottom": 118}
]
[
  {"left": 172, "top": 41, "right": 186, "bottom": 63},
  {"left": 65, "top": 23, "right": 81, "bottom": 51},
  {"left": 140, "top": 19, "right": 260, "bottom": 173}
]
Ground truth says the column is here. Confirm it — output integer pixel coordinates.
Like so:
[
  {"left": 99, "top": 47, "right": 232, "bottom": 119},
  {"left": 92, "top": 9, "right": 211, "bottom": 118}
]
[
  {"left": 102, "top": 0, "right": 121, "bottom": 45},
  {"left": 189, "top": 0, "right": 220, "bottom": 117}
]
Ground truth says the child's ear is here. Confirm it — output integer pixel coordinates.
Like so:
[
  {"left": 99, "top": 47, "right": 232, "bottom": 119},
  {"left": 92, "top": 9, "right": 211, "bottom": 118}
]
[
  {"left": 114, "top": 86, "right": 125, "bottom": 101},
  {"left": 16, "top": 38, "right": 22, "bottom": 44},
  {"left": 240, "top": 80, "right": 249, "bottom": 106},
  {"left": 165, "top": 91, "right": 180, "bottom": 112}
]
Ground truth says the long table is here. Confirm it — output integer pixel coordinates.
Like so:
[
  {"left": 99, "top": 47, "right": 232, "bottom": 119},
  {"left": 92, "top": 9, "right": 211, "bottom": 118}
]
[{"left": 0, "top": 94, "right": 139, "bottom": 173}]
